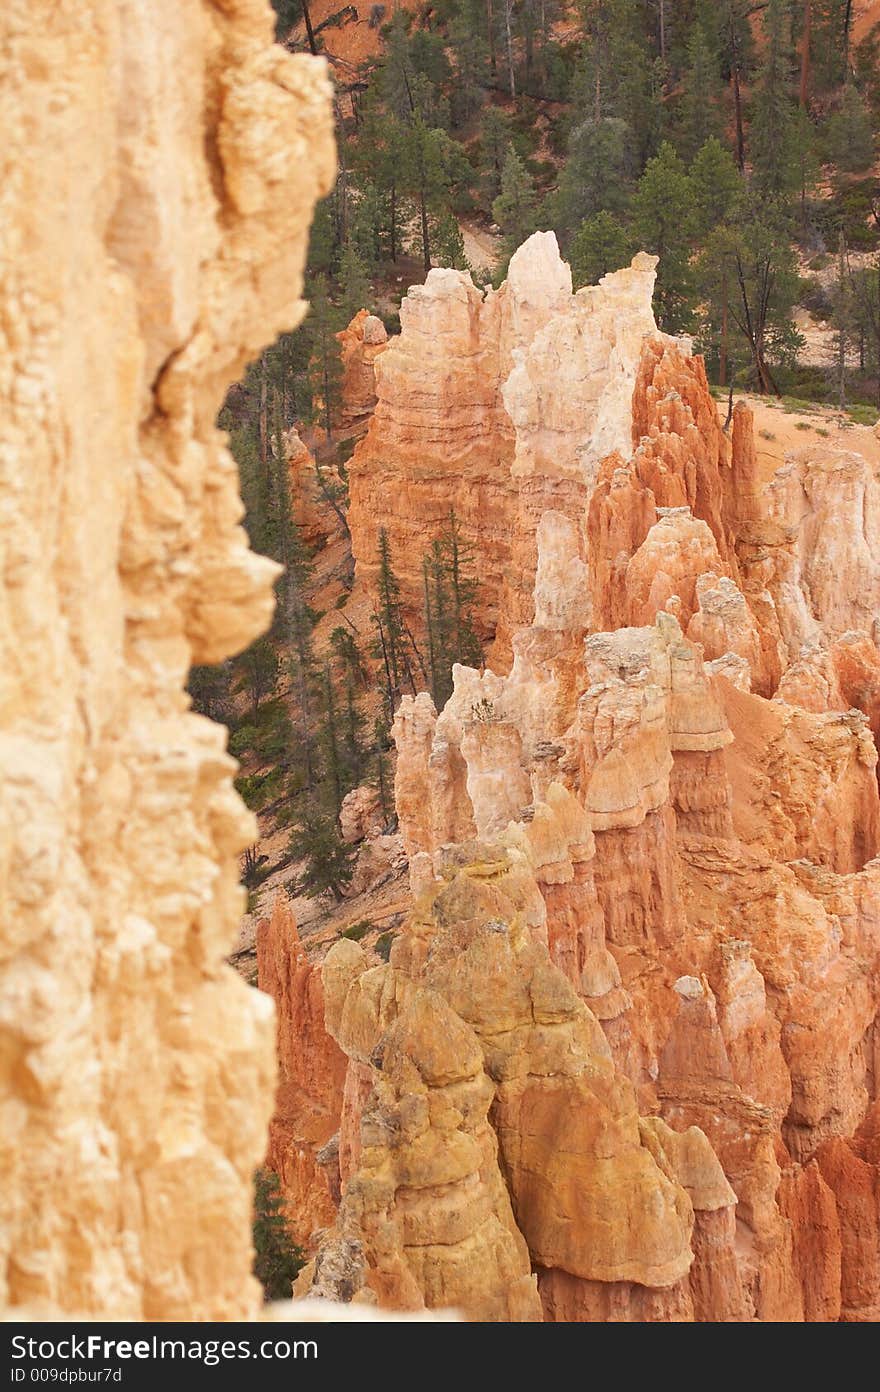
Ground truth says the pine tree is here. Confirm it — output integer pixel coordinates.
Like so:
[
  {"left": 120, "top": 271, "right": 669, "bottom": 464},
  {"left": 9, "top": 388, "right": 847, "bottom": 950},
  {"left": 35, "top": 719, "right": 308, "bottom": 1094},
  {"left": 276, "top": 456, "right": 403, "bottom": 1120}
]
[
  {"left": 306, "top": 274, "right": 343, "bottom": 440},
  {"left": 699, "top": 198, "right": 803, "bottom": 394},
  {"left": 679, "top": 22, "right": 723, "bottom": 158},
  {"left": 751, "top": 0, "right": 799, "bottom": 197},
  {"left": 289, "top": 807, "right": 357, "bottom": 901},
  {"left": 832, "top": 228, "right": 851, "bottom": 408},
  {"left": 551, "top": 117, "right": 633, "bottom": 236},
  {"left": 443, "top": 509, "right": 483, "bottom": 671},
  {"left": 790, "top": 106, "right": 821, "bottom": 235},
  {"left": 854, "top": 26, "right": 880, "bottom": 120},
  {"left": 236, "top": 637, "right": 279, "bottom": 716},
  {"left": 321, "top": 663, "right": 344, "bottom": 816},
  {"left": 330, "top": 625, "right": 367, "bottom": 688},
  {"left": 718, "top": 0, "right": 755, "bottom": 171},
  {"left": 569, "top": 211, "right": 633, "bottom": 289},
  {"left": 810, "top": 0, "right": 854, "bottom": 91},
  {"left": 492, "top": 148, "right": 539, "bottom": 256},
  {"left": 571, "top": 0, "right": 657, "bottom": 161},
  {"left": 689, "top": 138, "right": 742, "bottom": 243},
  {"left": 479, "top": 107, "right": 514, "bottom": 204},
  {"left": 338, "top": 243, "right": 372, "bottom": 323},
  {"left": 372, "top": 529, "right": 414, "bottom": 720},
  {"left": 252, "top": 1168, "right": 305, "bottom": 1303},
  {"left": 429, "top": 210, "right": 470, "bottom": 271},
  {"left": 373, "top": 717, "right": 394, "bottom": 825},
  {"left": 448, "top": 14, "right": 489, "bottom": 128},
  {"left": 826, "top": 83, "right": 875, "bottom": 173},
  {"left": 282, "top": 550, "right": 320, "bottom": 792},
  {"left": 422, "top": 511, "right": 483, "bottom": 708},
  {"left": 631, "top": 141, "right": 695, "bottom": 332},
  {"left": 844, "top": 254, "right": 880, "bottom": 406},
  {"left": 343, "top": 678, "right": 368, "bottom": 790},
  {"left": 306, "top": 195, "right": 336, "bottom": 276},
  {"left": 187, "top": 661, "right": 232, "bottom": 724}
]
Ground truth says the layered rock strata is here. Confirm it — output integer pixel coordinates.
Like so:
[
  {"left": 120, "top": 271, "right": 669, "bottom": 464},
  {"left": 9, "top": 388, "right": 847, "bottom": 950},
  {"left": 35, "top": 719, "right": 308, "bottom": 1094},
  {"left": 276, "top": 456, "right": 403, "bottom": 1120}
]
[
  {"left": 301, "top": 234, "right": 880, "bottom": 1321},
  {"left": 0, "top": 0, "right": 333, "bottom": 1318}
]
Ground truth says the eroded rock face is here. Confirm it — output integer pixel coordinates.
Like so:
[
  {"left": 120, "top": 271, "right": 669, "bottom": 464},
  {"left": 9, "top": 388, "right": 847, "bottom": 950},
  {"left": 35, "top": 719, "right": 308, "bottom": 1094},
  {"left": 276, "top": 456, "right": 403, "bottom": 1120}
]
[
  {"left": 285, "top": 426, "right": 333, "bottom": 547},
  {"left": 302, "top": 851, "right": 697, "bottom": 1320},
  {"left": 347, "top": 237, "right": 664, "bottom": 644},
  {"left": 257, "top": 898, "right": 347, "bottom": 1249},
  {"left": 0, "top": 1, "right": 333, "bottom": 1318},
  {"left": 310, "top": 235, "right": 880, "bottom": 1320},
  {"left": 337, "top": 310, "right": 389, "bottom": 431}
]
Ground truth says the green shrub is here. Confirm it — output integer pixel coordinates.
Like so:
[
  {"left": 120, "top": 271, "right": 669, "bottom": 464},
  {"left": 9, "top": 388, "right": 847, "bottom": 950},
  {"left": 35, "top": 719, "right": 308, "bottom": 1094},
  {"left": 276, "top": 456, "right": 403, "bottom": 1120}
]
[
  {"left": 340, "top": 920, "right": 371, "bottom": 942},
  {"left": 375, "top": 931, "right": 395, "bottom": 961}
]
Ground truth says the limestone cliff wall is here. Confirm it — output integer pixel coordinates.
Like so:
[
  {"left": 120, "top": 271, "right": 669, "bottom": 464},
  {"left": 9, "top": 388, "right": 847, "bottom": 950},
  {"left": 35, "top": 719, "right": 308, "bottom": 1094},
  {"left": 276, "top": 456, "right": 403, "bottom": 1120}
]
[{"left": 0, "top": 0, "right": 333, "bottom": 1318}]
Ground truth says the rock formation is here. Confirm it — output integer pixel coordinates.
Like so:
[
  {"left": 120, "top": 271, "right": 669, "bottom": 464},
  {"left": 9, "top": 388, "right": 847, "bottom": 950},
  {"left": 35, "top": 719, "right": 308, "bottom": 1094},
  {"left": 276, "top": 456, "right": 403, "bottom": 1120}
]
[
  {"left": 337, "top": 310, "right": 389, "bottom": 432},
  {"left": 257, "top": 898, "right": 347, "bottom": 1248},
  {"left": 347, "top": 238, "right": 662, "bottom": 641},
  {"left": 0, "top": 0, "right": 333, "bottom": 1318},
  {"left": 7, "top": 0, "right": 879, "bottom": 1314},
  {"left": 299, "top": 233, "right": 880, "bottom": 1321},
  {"left": 284, "top": 426, "right": 332, "bottom": 546}
]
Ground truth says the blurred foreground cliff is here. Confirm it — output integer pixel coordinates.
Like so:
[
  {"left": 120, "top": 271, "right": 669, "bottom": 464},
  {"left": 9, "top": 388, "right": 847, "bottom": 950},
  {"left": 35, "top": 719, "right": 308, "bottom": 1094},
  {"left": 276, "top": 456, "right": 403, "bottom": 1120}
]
[{"left": 0, "top": 0, "right": 334, "bottom": 1318}]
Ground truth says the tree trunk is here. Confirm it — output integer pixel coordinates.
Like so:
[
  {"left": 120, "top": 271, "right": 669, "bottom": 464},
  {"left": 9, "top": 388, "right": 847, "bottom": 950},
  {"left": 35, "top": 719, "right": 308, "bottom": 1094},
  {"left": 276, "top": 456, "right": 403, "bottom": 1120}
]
[
  {"left": 754, "top": 341, "right": 780, "bottom": 396},
  {"left": 487, "top": 0, "right": 496, "bottom": 75},
  {"left": 658, "top": 0, "right": 666, "bottom": 63},
  {"left": 730, "top": 14, "right": 745, "bottom": 170},
  {"left": 302, "top": 0, "right": 318, "bottom": 56},
  {"left": 259, "top": 352, "right": 269, "bottom": 469},
  {"left": 334, "top": 102, "right": 348, "bottom": 245},
  {"left": 504, "top": 0, "right": 516, "bottom": 99},
  {"left": 720, "top": 272, "right": 729, "bottom": 387},
  {"left": 314, "top": 461, "right": 351, "bottom": 540},
  {"left": 419, "top": 187, "right": 431, "bottom": 272},
  {"left": 374, "top": 612, "right": 396, "bottom": 717},
  {"left": 843, "top": 0, "right": 854, "bottom": 74},
  {"left": 423, "top": 564, "right": 438, "bottom": 702},
  {"left": 799, "top": 0, "right": 812, "bottom": 107},
  {"left": 322, "top": 355, "right": 332, "bottom": 440},
  {"left": 390, "top": 181, "right": 397, "bottom": 263}
]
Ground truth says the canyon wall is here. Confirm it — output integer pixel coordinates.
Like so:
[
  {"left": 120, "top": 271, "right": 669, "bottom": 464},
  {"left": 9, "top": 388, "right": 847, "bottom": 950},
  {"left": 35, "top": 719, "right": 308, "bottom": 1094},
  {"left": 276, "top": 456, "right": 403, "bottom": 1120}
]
[
  {"left": 296, "top": 234, "right": 880, "bottom": 1321},
  {"left": 0, "top": 0, "right": 333, "bottom": 1318}
]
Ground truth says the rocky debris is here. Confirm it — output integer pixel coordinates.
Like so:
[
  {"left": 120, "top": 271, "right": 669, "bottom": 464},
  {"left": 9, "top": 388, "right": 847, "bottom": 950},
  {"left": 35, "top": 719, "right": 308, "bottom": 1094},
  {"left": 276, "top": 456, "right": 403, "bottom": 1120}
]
[{"left": 339, "top": 785, "right": 384, "bottom": 843}]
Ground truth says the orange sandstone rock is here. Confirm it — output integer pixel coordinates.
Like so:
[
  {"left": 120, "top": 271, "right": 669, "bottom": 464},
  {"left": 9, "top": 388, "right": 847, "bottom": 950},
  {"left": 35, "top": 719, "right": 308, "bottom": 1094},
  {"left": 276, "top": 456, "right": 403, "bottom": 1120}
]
[
  {"left": 284, "top": 237, "right": 880, "bottom": 1322},
  {"left": 336, "top": 309, "right": 388, "bottom": 431},
  {"left": 257, "top": 898, "right": 348, "bottom": 1249}
]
